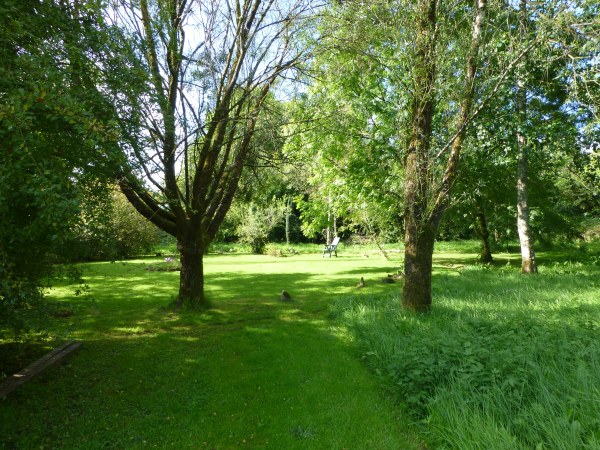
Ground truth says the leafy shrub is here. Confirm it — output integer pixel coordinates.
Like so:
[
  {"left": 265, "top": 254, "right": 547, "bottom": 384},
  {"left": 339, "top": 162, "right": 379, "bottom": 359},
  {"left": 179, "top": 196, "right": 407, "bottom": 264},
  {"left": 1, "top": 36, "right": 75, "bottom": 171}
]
[
  {"left": 108, "top": 192, "right": 161, "bottom": 257},
  {"left": 70, "top": 190, "right": 162, "bottom": 261},
  {"left": 582, "top": 218, "right": 600, "bottom": 242},
  {"left": 0, "top": 276, "right": 46, "bottom": 338},
  {"left": 232, "top": 200, "right": 286, "bottom": 254}
]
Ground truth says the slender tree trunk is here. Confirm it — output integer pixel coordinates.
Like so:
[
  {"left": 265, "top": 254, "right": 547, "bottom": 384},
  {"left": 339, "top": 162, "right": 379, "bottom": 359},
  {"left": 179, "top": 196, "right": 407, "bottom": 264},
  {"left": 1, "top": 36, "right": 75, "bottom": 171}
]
[
  {"left": 333, "top": 214, "right": 337, "bottom": 237},
  {"left": 326, "top": 195, "right": 333, "bottom": 244},
  {"left": 516, "top": 129, "right": 537, "bottom": 273},
  {"left": 475, "top": 204, "right": 493, "bottom": 263},
  {"left": 176, "top": 235, "right": 206, "bottom": 308},
  {"left": 285, "top": 197, "right": 291, "bottom": 246},
  {"left": 516, "top": 0, "right": 537, "bottom": 274}
]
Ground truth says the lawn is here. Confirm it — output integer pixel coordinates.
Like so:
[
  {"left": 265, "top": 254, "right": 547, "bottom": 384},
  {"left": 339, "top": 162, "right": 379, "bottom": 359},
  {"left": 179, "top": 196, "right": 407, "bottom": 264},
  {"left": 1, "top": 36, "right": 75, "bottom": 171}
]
[
  {"left": 0, "top": 244, "right": 420, "bottom": 449},
  {"left": 1, "top": 241, "right": 599, "bottom": 449}
]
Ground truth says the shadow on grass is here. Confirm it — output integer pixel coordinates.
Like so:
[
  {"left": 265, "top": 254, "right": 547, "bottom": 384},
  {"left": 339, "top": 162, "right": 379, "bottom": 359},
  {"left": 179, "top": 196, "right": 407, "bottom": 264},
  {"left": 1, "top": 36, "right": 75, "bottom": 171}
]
[
  {"left": 1, "top": 289, "right": 418, "bottom": 449},
  {"left": 4, "top": 246, "right": 599, "bottom": 448}
]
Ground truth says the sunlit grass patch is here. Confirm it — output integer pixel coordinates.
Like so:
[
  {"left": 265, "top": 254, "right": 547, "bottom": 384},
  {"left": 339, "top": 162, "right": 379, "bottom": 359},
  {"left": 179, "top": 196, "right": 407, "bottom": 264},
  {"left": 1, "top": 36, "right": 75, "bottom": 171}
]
[{"left": 1, "top": 247, "right": 417, "bottom": 449}]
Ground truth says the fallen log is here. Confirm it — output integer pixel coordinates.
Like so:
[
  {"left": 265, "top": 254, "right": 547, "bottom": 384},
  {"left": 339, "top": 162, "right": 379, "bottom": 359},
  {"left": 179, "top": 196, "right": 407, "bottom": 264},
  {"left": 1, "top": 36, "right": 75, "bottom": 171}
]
[{"left": 0, "top": 340, "right": 81, "bottom": 400}]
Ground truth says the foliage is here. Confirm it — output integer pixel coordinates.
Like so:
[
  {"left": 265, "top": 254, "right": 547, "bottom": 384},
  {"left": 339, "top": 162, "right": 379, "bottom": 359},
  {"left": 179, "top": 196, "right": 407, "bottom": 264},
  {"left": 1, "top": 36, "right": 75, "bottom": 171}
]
[
  {"left": 225, "top": 99, "right": 306, "bottom": 245},
  {"left": 332, "top": 250, "right": 600, "bottom": 449},
  {"left": 582, "top": 218, "right": 600, "bottom": 242},
  {"left": 0, "top": 0, "right": 124, "bottom": 336},
  {"left": 231, "top": 200, "right": 287, "bottom": 254},
  {"left": 108, "top": 192, "right": 162, "bottom": 258},
  {"left": 70, "top": 190, "right": 162, "bottom": 261},
  {"left": 287, "top": 3, "right": 404, "bottom": 242},
  {"left": 442, "top": 87, "right": 586, "bottom": 247}
]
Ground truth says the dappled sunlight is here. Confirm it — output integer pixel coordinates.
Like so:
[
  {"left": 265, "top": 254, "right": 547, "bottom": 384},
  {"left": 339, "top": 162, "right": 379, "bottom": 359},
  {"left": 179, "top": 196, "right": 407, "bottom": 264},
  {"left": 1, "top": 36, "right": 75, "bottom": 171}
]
[
  {"left": 244, "top": 326, "right": 274, "bottom": 335},
  {"left": 109, "top": 326, "right": 158, "bottom": 338},
  {"left": 7, "top": 245, "right": 598, "bottom": 449}
]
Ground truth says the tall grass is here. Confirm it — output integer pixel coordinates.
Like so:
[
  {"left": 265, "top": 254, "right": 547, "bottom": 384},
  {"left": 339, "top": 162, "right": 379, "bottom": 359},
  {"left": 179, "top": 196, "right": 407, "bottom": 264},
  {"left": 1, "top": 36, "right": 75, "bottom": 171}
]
[{"left": 331, "top": 255, "right": 600, "bottom": 449}]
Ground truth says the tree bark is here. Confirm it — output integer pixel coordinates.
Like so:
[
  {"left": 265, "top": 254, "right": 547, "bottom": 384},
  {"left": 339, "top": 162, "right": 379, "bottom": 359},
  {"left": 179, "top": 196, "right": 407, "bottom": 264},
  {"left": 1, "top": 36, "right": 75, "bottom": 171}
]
[
  {"left": 516, "top": 126, "right": 537, "bottom": 273},
  {"left": 403, "top": 224, "right": 436, "bottom": 312},
  {"left": 402, "top": 0, "right": 487, "bottom": 311},
  {"left": 402, "top": 0, "right": 438, "bottom": 311},
  {"left": 176, "top": 235, "right": 206, "bottom": 308},
  {"left": 474, "top": 204, "right": 493, "bottom": 263},
  {"left": 516, "top": 0, "right": 537, "bottom": 274},
  {"left": 285, "top": 197, "right": 291, "bottom": 246}
]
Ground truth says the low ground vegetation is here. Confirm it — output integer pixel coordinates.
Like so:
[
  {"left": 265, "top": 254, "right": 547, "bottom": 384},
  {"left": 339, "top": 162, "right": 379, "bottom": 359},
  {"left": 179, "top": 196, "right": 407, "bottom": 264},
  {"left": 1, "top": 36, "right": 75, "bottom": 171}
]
[
  {"left": 333, "top": 243, "right": 600, "bottom": 449},
  {"left": 1, "top": 241, "right": 598, "bottom": 448}
]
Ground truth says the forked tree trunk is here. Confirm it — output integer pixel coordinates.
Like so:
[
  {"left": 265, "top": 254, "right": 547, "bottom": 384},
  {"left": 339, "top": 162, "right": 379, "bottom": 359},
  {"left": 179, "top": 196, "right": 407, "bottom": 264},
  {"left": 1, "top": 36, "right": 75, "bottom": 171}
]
[
  {"left": 401, "top": 0, "right": 438, "bottom": 312},
  {"left": 475, "top": 204, "right": 493, "bottom": 263},
  {"left": 118, "top": 0, "right": 302, "bottom": 312},
  {"left": 402, "top": 0, "right": 486, "bottom": 312}
]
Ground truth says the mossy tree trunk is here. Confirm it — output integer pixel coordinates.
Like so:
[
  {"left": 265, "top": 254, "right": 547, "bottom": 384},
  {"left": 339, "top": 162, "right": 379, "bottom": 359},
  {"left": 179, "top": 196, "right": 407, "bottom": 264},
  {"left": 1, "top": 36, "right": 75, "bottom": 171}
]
[
  {"left": 402, "top": 0, "right": 487, "bottom": 312},
  {"left": 403, "top": 224, "right": 436, "bottom": 312},
  {"left": 402, "top": 0, "right": 438, "bottom": 312}
]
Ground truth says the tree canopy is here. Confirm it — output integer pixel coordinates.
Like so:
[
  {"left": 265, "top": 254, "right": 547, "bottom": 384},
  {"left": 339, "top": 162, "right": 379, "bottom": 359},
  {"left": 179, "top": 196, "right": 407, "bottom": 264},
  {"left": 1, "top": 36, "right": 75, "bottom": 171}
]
[{"left": 1, "top": 0, "right": 598, "bottom": 321}]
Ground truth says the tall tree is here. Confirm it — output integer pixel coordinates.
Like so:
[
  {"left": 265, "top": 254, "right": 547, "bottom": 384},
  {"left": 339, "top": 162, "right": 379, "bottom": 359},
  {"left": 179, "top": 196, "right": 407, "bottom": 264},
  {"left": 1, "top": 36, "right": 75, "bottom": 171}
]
[
  {"left": 515, "top": 0, "right": 537, "bottom": 273},
  {"left": 0, "top": 0, "right": 125, "bottom": 334},
  {"left": 112, "top": 0, "right": 314, "bottom": 307},
  {"left": 402, "top": 0, "right": 487, "bottom": 311},
  {"left": 286, "top": 4, "right": 405, "bottom": 245}
]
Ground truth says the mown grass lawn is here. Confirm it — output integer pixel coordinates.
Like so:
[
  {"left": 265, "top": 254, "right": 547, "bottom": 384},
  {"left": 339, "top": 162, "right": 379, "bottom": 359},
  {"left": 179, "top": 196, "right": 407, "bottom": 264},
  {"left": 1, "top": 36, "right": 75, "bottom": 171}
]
[
  {"left": 1, "top": 241, "right": 599, "bottom": 449},
  {"left": 1, "top": 245, "right": 420, "bottom": 449}
]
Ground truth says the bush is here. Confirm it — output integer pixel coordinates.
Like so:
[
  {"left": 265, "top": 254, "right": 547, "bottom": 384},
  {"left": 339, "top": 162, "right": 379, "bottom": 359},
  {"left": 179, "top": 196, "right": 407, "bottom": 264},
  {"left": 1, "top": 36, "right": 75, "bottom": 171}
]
[
  {"left": 233, "top": 200, "right": 286, "bottom": 254},
  {"left": 70, "top": 190, "right": 162, "bottom": 261},
  {"left": 582, "top": 218, "right": 600, "bottom": 242},
  {"left": 109, "top": 192, "right": 161, "bottom": 257},
  {"left": 0, "top": 275, "right": 46, "bottom": 338}
]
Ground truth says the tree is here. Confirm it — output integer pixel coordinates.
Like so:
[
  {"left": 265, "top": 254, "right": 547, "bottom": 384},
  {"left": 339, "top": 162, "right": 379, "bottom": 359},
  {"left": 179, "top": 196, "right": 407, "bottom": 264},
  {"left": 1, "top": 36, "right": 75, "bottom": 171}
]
[
  {"left": 69, "top": 189, "right": 163, "bottom": 261},
  {"left": 286, "top": 8, "right": 404, "bottom": 246},
  {"left": 0, "top": 0, "right": 124, "bottom": 334},
  {"left": 111, "top": 0, "right": 315, "bottom": 307},
  {"left": 515, "top": 0, "right": 537, "bottom": 273},
  {"left": 401, "top": 0, "right": 488, "bottom": 311},
  {"left": 232, "top": 199, "right": 287, "bottom": 253}
]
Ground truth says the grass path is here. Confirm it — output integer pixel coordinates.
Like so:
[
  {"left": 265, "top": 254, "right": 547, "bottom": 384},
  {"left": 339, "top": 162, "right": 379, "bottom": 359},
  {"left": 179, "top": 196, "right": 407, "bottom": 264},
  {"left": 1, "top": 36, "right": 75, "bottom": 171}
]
[{"left": 1, "top": 250, "right": 421, "bottom": 449}]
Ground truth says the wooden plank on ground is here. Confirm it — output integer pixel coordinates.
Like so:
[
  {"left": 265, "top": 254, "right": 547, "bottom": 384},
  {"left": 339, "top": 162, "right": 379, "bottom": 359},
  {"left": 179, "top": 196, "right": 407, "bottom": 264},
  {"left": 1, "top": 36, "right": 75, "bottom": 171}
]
[{"left": 0, "top": 341, "right": 81, "bottom": 400}]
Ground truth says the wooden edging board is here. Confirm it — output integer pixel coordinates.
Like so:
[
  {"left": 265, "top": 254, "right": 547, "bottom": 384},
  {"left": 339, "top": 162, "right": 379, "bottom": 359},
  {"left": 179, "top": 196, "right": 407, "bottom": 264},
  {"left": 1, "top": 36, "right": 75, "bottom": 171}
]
[{"left": 0, "top": 340, "right": 82, "bottom": 400}]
